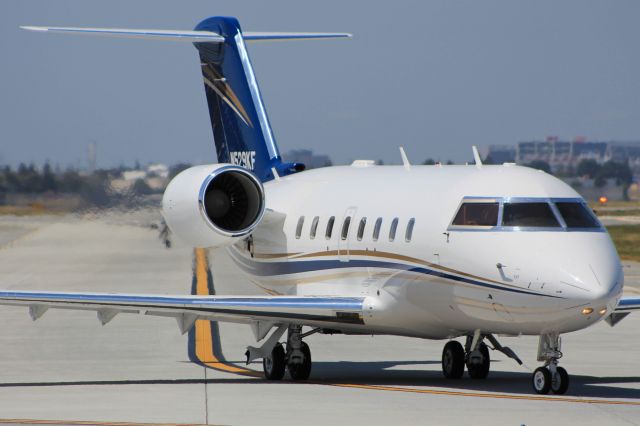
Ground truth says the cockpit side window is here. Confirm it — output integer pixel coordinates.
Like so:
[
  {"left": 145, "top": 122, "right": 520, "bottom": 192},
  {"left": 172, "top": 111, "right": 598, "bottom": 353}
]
[
  {"left": 452, "top": 203, "right": 499, "bottom": 226},
  {"left": 502, "top": 203, "right": 559, "bottom": 227},
  {"left": 555, "top": 202, "right": 601, "bottom": 228}
]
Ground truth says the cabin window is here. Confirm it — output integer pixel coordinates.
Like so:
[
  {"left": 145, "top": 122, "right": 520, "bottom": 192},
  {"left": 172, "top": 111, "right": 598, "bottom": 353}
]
[
  {"left": 373, "top": 218, "right": 382, "bottom": 241},
  {"left": 310, "top": 216, "right": 320, "bottom": 239},
  {"left": 452, "top": 203, "right": 499, "bottom": 226},
  {"left": 389, "top": 217, "right": 399, "bottom": 242},
  {"left": 341, "top": 216, "right": 352, "bottom": 240},
  {"left": 405, "top": 218, "right": 415, "bottom": 242},
  {"left": 357, "top": 217, "right": 367, "bottom": 241},
  {"left": 295, "top": 216, "right": 305, "bottom": 239},
  {"left": 325, "top": 216, "right": 335, "bottom": 239},
  {"left": 502, "top": 203, "right": 560, "bottom": 228},
  {"left": 555, "top": 202, "right": 601, "bottom": 229}
]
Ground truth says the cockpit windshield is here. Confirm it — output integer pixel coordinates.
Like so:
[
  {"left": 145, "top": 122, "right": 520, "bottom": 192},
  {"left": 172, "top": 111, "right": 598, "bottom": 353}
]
[
  {"left": 555, "top": 202, "right": 601, "bottom": 228},
  {"left": 452, "top": 203, "right": 499, "bottom": 226},
  {"left": 449, "top": 198, "right": 603, "bottom": 231},
  {"left": 502, "top": 203, "right": 560, "bottom": 228}
]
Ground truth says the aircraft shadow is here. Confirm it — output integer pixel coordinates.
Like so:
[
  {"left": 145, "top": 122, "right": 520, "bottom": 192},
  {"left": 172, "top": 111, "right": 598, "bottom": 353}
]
[
  {"left": 307, "top": 360, "right": 640, "bottom": 400},
  {"left": 1, "top": 360, "right": 638, "bottom": 401}
]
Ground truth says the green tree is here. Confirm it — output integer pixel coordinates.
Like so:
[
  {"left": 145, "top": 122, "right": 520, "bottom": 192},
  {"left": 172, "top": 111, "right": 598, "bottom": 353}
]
[
  {"left": 41, "top": 163, "right": 57, "bottom": 192},
  {"left": 525, "top": 160, "right": 552, "bottom": 174},
  {"left": 131, "top": 178, "right": 153, "bottom": 196},
  {"left": 576, "top": 159, "right": 600, "bottom": 178}
]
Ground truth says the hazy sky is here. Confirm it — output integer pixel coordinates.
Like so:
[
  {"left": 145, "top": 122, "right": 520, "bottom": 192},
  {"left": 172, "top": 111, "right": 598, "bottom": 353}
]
[{"left": 1, "top": 1, "right": 639, "bottom": 169}]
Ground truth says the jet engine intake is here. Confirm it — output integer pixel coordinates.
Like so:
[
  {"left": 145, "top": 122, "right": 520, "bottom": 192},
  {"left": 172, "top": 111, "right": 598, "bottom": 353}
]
[{"left": 162, "top": 164, "right": 265, "bottom": 248}]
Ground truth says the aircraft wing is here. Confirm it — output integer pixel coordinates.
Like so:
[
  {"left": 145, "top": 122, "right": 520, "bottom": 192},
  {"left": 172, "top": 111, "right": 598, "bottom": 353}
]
[
  {"left": 0, "top": 290, "right": 365, "bottom": 334},
  {"left": 606, "top": 296, "right": 640, "bottom": 326},
  {"left": 615, "top": 296, "right": 640, "bottom": 313}
]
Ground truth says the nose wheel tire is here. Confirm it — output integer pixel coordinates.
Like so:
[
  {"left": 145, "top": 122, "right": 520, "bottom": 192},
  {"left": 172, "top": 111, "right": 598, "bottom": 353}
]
[
  {"left": 263, "top": 343, "right": 286, "bottom": 380},
  {"left": 467, "top": 342, "right": 490, "bottom": 379},
  {"left": 287, "top": 341, "right": 312, "bottom": 380},
  {"left": 532, "top": 367, "right": 552, "bottom": 394},
  {"left": 442, "top": 341, "right": 465, "bottom": 379},
  {"left": 551, "top": 366, "right": 569, "bottom": 395}
]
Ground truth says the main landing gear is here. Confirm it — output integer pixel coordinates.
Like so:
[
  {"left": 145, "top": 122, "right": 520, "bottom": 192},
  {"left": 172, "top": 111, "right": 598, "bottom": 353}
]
[
  {"left": 442, "top": 331, "right": 522, "bottom": 380},
  {"left": 262, "top": 325, "right": 313, "bottom": 381},
  {"left": 532, "top": 333, "right": 569, "bottom": 395}
]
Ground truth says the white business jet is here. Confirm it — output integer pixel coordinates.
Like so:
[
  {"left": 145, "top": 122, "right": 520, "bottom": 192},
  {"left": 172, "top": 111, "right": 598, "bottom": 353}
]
[{"left": 1, "top": 16, "right": 638, "bottom": 395}]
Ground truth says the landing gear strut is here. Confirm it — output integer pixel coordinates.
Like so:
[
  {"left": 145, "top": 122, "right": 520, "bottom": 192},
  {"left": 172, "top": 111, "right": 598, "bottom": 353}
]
[
  {"left": 285, "top": 325, "right": 312, "bottom": 380},
  {"left": 442, "top": 331, "right": 522, "bottom": 381},
  {"left": 260, "top": 325, "right": 313, "bottom": 380},
  {"left": 532, "top": 333, "right": 569, "bottom": 394}
]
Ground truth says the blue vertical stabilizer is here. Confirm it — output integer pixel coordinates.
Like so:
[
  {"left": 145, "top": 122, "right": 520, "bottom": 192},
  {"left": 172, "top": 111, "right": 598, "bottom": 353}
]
[{"left": 194, "top": 17, "right": 302, "bottom": 182}]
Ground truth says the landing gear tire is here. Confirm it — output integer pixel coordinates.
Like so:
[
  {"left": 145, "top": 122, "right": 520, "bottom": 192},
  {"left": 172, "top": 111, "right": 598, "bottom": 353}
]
[
  {"left": 263, "top": 343, "right": 286, "bottom": 380},
  {"left": 287, "top": 341, "right": 312, "bottom": 380},
  {"left": 467, "top": 342, "right": 490, "bottom": 379},
  {"left": 442, "top": 341, "right": 465, "bottom": 379},
  {"left": 551, "top": 366, "right": 569, "bottom": 395},
  {"left": 532, "top": 366, "right": 552, "bottom": 394}
]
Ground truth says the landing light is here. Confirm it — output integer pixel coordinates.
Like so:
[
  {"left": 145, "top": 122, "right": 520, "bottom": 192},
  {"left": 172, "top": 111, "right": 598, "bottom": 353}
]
[
  {"left": 598, "top": 307, "right": 607, "bottom": 316},
  {"left": 581, "top": 307, "right": 594, "bottom": 315}
]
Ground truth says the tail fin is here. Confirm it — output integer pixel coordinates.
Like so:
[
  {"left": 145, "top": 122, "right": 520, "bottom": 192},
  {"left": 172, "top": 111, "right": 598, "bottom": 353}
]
[
  {"left": 193, "top": 17, "right": 351, "bottom": 181},
  {"left": 193, "top": 17, "right": 283, "bottom": 181},
  {"left": 21, "top": 17, "right": 350, "bottom": 181}
]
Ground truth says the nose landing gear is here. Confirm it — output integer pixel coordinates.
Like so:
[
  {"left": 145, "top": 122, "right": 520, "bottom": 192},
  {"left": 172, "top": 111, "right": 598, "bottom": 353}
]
[{"left": 532, "top": 333, "right": 569, "bottom": 394}]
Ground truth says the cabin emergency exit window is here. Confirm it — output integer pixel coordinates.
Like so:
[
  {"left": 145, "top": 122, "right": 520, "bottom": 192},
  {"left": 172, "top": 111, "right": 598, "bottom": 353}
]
[
  {"left": 405, "top": 218, "right": 415, "bottom": 242},
  {"left": 502, "top": 203, "right": 560, "bottom": 228},
  {"left": 357, "top": 217, "right": 367, "bottom": 241},
  {"left": 325, "top": 216, "right": 335, "bottom": 239},
  {"left": 373, "top": 218, "right": 382, "bottom": 241},
  {"left": 295, "top": 216, "right": 305, "bottom": 239},
  {"left": 452, "top": 203, "right": 499, "bottom": 226},
  {"left": 341, "top": 216, "right": 352, "bottom": 240},
  {"left": 389, "top": 217, "right": 399, "bottom": 242},
  {"left": 310, "top": 216, "right": 320, "bottom": 239}
]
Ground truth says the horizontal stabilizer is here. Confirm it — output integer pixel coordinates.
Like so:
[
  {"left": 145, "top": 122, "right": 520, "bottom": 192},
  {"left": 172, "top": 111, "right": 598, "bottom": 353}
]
[
  {"left": 20, "top": 26, "right": 226, "bottom": 42},
  {"left": 20, "top": 26, "right": 350, "bottom": 43},
  {"left": 242, "top": 32, "right": 351, "bottom": 41}
]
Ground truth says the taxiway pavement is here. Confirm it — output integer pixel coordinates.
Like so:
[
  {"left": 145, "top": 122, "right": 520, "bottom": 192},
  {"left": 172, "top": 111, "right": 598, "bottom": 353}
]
[{"left": 0, "top": 212, "right": 638, "bottom": 425}]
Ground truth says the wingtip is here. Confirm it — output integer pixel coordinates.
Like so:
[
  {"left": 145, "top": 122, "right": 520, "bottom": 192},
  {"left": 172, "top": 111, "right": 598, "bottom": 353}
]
[{"left": 20, "top": 25, "right": 47, "bottom": 32}]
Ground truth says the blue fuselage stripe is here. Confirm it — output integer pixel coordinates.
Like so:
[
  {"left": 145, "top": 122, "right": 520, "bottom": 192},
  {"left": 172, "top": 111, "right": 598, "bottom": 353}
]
[{"left": 229, "top": 251, "right": 558, "bottom": 298}]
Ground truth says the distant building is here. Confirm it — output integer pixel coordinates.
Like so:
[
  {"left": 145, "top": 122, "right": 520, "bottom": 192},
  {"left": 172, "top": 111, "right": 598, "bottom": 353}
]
[
  {"left": 122, "top": 170, "right": 146, "bottom": 181},
  {"left": 283, "top": 149, "right": 332, "bottom": 170},
  {"left": 147, "top": 163, "right": 169, "bottom": 179},
  {"left": 485, "top": 137, "right": 640, "bottom": 174}
]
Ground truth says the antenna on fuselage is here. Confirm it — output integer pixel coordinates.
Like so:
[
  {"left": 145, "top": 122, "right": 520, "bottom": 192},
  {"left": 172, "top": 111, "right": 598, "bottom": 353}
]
[
  {"left": 472, "top": 146, "right": 483, "bottom": 169},
  {"left": 399, "top": 146, "right": 411, "bottom": 171}
]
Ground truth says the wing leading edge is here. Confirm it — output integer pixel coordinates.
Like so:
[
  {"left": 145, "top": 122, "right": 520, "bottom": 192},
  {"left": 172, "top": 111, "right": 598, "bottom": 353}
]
[
  {"left": 607, "top": 296, "right": 640, "bottom": 326},
  {"left": 0, "top": 290, "right": 366, "bottom": 334}
]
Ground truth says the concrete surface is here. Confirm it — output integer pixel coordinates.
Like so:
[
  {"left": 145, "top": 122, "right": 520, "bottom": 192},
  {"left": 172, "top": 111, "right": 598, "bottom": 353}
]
[{"left": 0, "top": 212, "right": 639, "bottom": 425}]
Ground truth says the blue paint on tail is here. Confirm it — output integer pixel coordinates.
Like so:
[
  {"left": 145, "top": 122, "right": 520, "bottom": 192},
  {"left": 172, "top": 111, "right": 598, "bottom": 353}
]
[{"left": 193, "top": 17, "right": 304, "bottom": 182}]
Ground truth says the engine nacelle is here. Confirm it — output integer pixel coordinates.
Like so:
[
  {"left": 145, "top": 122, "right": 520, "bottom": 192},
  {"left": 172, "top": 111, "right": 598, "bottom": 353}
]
[{"left": 162, "top": 164, "right": 265, "bottom": 248}]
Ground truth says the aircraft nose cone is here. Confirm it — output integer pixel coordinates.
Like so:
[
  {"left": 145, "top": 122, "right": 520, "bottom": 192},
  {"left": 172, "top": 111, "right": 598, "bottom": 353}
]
[
  {"left": 558, "top": 232, "right": 623, "bottom": 313},
  {"left": 587, "top": 258, "right": 622, "bottom": 302}
]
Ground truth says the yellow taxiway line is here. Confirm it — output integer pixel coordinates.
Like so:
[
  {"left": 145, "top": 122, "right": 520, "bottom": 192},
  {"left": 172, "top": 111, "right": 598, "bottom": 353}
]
[
  {"left": 192, "top": 247, "right": 640, "bottom": 406},
  {"left": 192, "top": 248, "right": 261, "bottom": 377}
]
